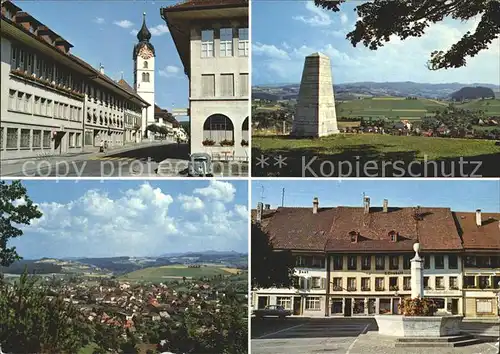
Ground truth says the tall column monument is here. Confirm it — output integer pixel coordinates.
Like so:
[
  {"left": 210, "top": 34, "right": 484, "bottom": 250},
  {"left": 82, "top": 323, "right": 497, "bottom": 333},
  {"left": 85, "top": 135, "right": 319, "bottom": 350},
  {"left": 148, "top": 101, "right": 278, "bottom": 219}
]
[
  {"left": 411, "top": 242, "right": 424, "bottom": 299},
  {"left": 292, "top": 52, "right": 339, "bottom": 137}
]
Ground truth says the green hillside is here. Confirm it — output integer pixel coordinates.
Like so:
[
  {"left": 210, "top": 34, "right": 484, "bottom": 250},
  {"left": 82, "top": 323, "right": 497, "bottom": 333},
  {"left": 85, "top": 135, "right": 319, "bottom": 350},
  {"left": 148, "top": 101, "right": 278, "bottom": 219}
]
[
  {"left": 119, "top": 265, "right": 241, "bottom": 283},
  {"left": 335, "top": 97, "right": 447, "bottom": 120},
  {"left": 456, "top": 99, "right": 500, "bottom": 115}
]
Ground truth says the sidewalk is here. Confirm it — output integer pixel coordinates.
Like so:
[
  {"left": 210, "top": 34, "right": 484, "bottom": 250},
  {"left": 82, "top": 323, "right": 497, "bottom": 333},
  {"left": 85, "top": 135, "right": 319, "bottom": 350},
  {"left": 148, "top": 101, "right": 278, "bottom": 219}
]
[{"left": 1, "top": 141, "right": 167, "bottom": 177}]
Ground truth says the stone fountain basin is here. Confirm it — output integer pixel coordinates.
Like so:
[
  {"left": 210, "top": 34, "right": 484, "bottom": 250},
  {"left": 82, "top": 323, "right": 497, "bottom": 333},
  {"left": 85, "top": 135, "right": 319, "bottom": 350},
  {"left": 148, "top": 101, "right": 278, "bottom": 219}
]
[{"left": 375, "top": 315, "right": 463, "bottom": 337}]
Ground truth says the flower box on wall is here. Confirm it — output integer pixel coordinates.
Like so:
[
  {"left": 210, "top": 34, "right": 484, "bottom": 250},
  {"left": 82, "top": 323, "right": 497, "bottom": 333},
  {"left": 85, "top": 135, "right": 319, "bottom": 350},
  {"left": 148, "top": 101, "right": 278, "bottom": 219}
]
[
  {"left": 220, "top": 139, "right": 234, "bottom": 147},
  {"left": 202, "top": 139, "right": 216, "bottom": 146},
  {"left": 241, "top": 139, "right": 249, "bottom": 146}
]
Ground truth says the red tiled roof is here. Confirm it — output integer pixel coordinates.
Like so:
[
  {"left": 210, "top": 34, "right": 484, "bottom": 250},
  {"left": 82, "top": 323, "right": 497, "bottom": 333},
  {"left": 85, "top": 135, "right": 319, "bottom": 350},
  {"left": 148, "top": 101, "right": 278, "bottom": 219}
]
[
  {"left": 257, "top": 206, "right": 463, "bottom": 252},
  {"left": 327, "top": 207, "right": 461, "bottom": 252},
  {"left": 163, "top": 0, "right": 248, "bottom": 11},
  {"left": 117, "top": 78, "right": 135, "bottom": 93},
  {"left": 454, "top": 212, "right": 500, "bottom": 250},
  {"left": 262, "top": 207, "right": 336, "bottom": 251}
]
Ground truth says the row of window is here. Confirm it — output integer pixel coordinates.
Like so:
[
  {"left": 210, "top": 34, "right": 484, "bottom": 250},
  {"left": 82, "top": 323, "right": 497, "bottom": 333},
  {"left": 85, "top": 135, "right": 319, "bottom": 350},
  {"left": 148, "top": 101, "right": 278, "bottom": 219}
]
[
  {"left": 8, "top": 90, "right": 82, "bottom": 121},
  {"left": 201, "top": 28, "right": 249, "bottom": 58},
  {"left": 86, "top": 110, "right": 124, "bottom": 128},
  {"left": 295, "top": 255, "right": 460, "bottom": 271},
  {"left": 463, "top": 275, "right": 500, "bottom": 289},
  {"left": 331, "top": 276, "right": 459, "bottom": 291},
  {"left": 288, "top": 275, "right": 500, "bottom": 292},
  {"left": 0, "top": 127, "right": 79, "bottom": 150},
  {"left": 201, "top": 73, "right": 248, "bottom": 97},
  {"left": 11, "top": 46, "right": 83, "bottom": 92},
  {"left": 124, "top": 113, "right": 141, "bottom": 126},
  {"left": 10, "top": 44, "right": 142, "bottom": 113}
]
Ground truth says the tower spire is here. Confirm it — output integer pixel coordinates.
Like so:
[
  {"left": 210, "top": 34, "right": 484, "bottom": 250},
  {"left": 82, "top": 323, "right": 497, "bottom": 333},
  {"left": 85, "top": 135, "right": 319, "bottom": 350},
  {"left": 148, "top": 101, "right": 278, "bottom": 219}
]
[{"left": 137, "top": 12, "right": 151, "bottom": 42}]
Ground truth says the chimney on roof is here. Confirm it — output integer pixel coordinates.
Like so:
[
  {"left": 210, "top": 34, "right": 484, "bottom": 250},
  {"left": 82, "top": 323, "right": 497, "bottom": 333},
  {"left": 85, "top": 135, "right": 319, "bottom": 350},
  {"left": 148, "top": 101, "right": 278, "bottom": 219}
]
[
  {"left": 264, "top": 204, "right": 270, "bottom": 210},
  {"left": 476, "top": 209, "right": 482, "bottom": 227},
  {"left": 363, "top": 196, "right": 370, "bottom": 214},
  {"left": 99, "top": 63, "right": 104, "bottom": 75},
  {"left": 313, "top": 197, "right": 319, "bottom": 214},
  {"left": 256, "top": 202, "right": 263, "bottom": 223},
  {"left": 383, "top": 199, "right": 388, "bottom": 213}
]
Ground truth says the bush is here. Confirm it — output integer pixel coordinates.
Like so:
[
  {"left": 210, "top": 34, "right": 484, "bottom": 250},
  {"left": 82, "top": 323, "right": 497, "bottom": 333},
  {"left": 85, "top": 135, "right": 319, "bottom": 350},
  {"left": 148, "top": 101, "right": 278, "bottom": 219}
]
[{"left": 399, "top": 297, "right": 438, "bottom": 316}]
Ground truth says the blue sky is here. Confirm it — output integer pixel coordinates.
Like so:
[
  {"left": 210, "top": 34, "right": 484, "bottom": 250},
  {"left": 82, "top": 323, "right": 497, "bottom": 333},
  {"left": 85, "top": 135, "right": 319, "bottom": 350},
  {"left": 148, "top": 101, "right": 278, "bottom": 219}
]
[
  {"left": 11, "top": 180, "right": 248, "bottom": 259},
  {"left": 251, "top": 180, "right": 500, "bottom": 212},
  {"left": 252, "top": 1, "right": 500, "bottom": 85},
  {"left": 17, "top": 1, "right": 189, "bottom": 118}
]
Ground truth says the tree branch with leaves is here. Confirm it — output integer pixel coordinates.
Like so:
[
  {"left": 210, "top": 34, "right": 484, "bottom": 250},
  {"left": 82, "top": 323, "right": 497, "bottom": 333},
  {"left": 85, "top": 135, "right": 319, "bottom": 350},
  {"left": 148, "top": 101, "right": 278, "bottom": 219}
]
[
  {"left": 0, "top": 180, "right": 43, "bottom": 267},
  {"left": 314, "top": 0, "right": 500, "bottom": 70}
]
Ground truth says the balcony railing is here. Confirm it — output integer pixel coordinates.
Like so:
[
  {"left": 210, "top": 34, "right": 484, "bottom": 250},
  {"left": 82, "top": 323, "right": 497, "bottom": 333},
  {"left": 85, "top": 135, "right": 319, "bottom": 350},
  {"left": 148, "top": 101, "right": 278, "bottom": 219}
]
[
  {"left": 403, "top": 285, "right": 411, "bottom": 291},
  {"left": 389, "top": 285, "right": 399, "bottom": 291},
  {"left": 361, "top": 286, "right": 371, "bottom": 291},
  {"left": 449, "top": 286, "right": 459, "bottom": 290},
  {"left": 347, "top": 286, "right": 357, "bottom": 291},
  {"left": 332, "top": 286, "right": 342, "bottom": 291},
  {"left": 375, "top": 286, "right": 385, "bottom": 291}
]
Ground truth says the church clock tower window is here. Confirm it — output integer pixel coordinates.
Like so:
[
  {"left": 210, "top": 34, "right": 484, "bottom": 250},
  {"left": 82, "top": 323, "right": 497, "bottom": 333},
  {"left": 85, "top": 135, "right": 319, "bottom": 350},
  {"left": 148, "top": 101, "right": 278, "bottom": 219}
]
[{"left": 143, "top": 61, "right": 148, "bottom": 69}]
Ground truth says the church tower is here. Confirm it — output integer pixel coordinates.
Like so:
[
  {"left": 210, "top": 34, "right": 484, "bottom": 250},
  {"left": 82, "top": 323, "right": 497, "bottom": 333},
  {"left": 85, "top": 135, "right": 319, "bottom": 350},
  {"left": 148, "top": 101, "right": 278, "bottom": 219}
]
[{"left": 133, "top": 13, "right": 155, "bottom": 138}]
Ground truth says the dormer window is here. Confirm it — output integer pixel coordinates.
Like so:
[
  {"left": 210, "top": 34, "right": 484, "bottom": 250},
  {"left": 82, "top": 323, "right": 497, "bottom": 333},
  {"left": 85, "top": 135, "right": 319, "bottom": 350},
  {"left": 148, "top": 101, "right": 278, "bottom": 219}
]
[
  {"left": 389, "top": 230, "right": 397, "bottom": 242},
  {"left": 5, "top": 9, "right": 12, "bottom": 20},
  {"left": 349, "top": 231, "right": 358, "bottom": 243},
  {"left": 29, "top": 25, "right": 35, "bottom": 33}
]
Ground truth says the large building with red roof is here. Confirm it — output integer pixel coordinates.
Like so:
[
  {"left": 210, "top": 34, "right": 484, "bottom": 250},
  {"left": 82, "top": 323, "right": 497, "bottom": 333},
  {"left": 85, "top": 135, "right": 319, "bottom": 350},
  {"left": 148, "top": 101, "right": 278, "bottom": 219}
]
[
  {"left": 161, "top": 0, "right": 249, "bottom": 160},
  {"left": 252, "top": 197, "right": 500, "bottom": 318},
  {"left": 0, "top": 0, "right": 150, "bottom": 160}
]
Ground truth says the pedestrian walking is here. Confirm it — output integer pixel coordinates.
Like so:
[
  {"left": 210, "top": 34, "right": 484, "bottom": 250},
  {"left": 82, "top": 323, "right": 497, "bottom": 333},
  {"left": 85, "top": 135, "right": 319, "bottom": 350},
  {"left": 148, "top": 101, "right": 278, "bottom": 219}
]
[{"left": 99, "top": 139, "right": 104, "bottom": 153}]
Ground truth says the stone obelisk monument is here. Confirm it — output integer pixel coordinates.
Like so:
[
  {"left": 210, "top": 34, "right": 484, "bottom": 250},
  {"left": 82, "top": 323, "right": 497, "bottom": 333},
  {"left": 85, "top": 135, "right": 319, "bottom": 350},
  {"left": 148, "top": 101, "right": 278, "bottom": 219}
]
[
  {"left": 411, "top": 242, "right": 424, "bottom": 299},
  {"left": 292, "top": 52, "right": 339, "bottom": 137}
]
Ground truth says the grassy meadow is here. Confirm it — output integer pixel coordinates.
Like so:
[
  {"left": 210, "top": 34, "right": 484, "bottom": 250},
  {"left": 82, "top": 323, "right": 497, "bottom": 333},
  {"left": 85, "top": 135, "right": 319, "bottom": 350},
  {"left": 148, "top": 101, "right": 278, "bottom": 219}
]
[{"left": 119, "top": 265, "right": 242, "bottom": 283}]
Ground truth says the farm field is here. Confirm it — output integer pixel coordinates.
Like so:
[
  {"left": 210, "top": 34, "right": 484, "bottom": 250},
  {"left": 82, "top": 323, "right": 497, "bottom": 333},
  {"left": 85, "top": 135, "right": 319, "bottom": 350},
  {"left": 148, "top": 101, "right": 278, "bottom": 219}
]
[
  {"left": 119, "top": 265, "right": 243, "bottom": 283},
  {"left": 253, "top": 98, "right": 500, "bottom": 120},
  {"left": 252, "top": 134, "right": 500, "bottom": 177}
]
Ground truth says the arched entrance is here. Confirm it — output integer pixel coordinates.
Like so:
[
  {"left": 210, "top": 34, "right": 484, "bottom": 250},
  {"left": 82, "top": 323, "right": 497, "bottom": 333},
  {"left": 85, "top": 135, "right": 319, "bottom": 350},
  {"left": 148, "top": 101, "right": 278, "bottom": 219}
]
[{"left": 203, "top": 114, "right": 234, "bottom": 142}]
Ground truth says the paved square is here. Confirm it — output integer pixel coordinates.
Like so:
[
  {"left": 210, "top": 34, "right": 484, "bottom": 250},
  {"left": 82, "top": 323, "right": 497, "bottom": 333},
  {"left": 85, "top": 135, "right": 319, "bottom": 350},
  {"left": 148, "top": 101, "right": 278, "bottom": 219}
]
[{"left": 251, "top": 318, "right": 499, "bottom": 354}]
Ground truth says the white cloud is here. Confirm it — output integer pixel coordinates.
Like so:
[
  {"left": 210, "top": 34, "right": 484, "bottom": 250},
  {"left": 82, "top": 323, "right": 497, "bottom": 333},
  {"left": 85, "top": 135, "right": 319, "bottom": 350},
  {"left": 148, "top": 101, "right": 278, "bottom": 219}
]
[
  {"left": 254, "top": 16, "right": 500, "bottom": 85},
  {"left": 178, "top": 195, "right": 204, "bottom": 211},
  {"left": 234, "top": 205, "right": 248, "bottom": 219},
  {"left": 194, "top": 180, "right": 236, "bottom": 203},
  {"left": 150, "top": 24, "right": 169, "bottom": 36},
  {"left": 113, "top": 20, "right": 134, "bottom": 29},
  {"left": 15, "top": 182, "right": 248, "bottom": 258},
  {"left": 159, "top": 65, "right": 181, "bottom": 78},
  {"left": 253, "top": 42, "right": 290, "bottom": 60},
  {"left": 293, "top": 1, "right": 332, "bottom": 27},
  {"left": 130, "top": 28, "right": 138, "bottom": 36},
  {"left": 94, "top": 17, "right": 105, "bottom": 24},
  {"left": 340, "top": 13, "right": 348, "bottom": 25}
]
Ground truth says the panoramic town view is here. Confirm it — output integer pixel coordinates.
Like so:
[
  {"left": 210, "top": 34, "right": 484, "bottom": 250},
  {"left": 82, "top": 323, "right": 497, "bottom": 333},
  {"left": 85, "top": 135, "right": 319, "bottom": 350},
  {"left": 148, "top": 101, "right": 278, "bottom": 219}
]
[
  {"left": 0, "top": 0, "right": 249, "bottom": 177},
  {"left": 251, "top": 0, "right": 500, "bottom": 177},
  {"left": 251, "top": 179, "right": 500, "bottom": 353},
  {"left": 0, "top": 179, "right": 249, "bottom": 353}
]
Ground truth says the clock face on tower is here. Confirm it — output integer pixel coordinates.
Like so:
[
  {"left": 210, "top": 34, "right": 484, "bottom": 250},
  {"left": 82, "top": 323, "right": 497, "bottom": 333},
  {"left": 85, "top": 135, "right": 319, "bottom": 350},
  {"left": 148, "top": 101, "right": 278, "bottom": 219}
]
[{"left": 139, "top": 46, "right": 153, "bottom": 60}]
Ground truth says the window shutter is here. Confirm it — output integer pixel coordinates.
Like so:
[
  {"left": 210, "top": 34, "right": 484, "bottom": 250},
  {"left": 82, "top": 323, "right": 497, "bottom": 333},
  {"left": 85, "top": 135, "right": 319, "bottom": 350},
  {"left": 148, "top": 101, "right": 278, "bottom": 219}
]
[
  {"left": 321, "top": 278, "right": 326, "bottom": 289},
  {"left": 300, "top": 277, "right": 305, "bottom": 289}
]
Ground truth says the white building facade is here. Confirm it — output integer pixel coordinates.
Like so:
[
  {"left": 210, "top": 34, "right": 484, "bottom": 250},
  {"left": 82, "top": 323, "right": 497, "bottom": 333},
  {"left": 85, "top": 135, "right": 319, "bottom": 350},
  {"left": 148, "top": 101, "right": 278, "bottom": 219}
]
[
  {"left": 162, "top": 0, "right": 249, "bottom": 160},
  {"left": 0, "top": 1, "right": 149, "bottom": 161},
  {"left": 252, "top": 254, "right": 328, "bottom": 317}
]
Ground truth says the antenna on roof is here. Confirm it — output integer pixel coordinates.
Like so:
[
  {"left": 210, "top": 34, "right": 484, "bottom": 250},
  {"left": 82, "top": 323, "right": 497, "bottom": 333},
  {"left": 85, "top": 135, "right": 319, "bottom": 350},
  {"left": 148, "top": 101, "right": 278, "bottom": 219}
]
[
  {"left": 260, "top": 185, "right": 265, "bottom": 203},
  {"left": 120, "top": 71, "right": 124, "bottom": 80}
]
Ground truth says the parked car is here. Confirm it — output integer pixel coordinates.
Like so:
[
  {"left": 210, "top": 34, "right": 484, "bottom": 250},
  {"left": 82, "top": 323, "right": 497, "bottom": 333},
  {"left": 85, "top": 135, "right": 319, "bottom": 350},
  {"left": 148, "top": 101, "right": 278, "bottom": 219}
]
[
  {"left": 188, "top": 153, "right": 213, "bottom": 177},
  {"left": 253, "top": 305, "right": 292, "bottom": 319}
]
